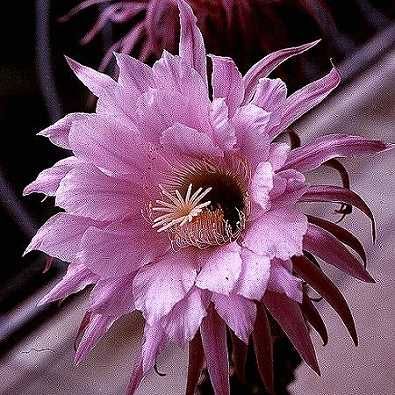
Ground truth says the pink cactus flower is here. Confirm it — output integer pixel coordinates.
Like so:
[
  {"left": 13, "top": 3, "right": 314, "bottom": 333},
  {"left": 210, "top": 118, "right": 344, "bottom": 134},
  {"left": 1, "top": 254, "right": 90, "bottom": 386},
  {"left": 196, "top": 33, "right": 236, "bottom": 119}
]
[{"left": 25, "top": 1, "right": 391, "bottom": 394}]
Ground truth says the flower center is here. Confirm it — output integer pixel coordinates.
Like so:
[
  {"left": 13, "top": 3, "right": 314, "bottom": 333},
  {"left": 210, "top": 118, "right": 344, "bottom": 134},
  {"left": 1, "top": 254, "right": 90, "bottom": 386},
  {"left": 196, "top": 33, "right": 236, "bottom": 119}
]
[{"left": 149, "top": 158, "right": 250, "bottom": 249}]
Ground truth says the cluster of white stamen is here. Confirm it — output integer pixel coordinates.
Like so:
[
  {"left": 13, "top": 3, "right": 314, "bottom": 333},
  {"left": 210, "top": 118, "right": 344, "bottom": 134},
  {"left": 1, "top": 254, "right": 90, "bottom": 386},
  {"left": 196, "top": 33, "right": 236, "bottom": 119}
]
[{"left": 152, "top": 184, "right": 212, "bottom": 232}]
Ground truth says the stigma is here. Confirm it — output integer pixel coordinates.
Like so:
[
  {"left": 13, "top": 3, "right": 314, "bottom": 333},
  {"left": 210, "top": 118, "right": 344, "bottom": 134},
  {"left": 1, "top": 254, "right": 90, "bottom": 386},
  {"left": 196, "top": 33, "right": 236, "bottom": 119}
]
[{"left": 152, "top": 184, "right": 212, "bottom": 232}]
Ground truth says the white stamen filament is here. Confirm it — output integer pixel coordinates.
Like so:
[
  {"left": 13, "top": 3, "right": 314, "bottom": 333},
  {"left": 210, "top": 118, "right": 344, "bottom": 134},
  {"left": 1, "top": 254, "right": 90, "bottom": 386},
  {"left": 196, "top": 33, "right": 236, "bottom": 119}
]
[{"left": 152, "top": 184, "right": 212, "bottom": 232}]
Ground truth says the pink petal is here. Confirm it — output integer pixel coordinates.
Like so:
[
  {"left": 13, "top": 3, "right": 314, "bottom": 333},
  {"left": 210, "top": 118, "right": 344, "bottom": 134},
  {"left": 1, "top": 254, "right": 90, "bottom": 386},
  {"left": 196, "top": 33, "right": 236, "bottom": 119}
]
[
  {"left": 269, "top": 169, "right": 307, "bottom": 210},
  {"left": 243, "top": 40, "right": 321, "bottom": 102},
  {"left": 307, "top": 215, "right": 366, "bottom": 264},
  {"left": 210, "top": 55, "right": 244, "bottom": 116},
  {"left": 303, "top": 224, "right": 374, "bottom": 282},
  {"left": 88, "top": 275, "right": 135, "bottom": 317},
  {"left": 267, "top": 143, "right": 290, "bottom": 171},
  {"left": 252, "top": 304, "right": 274, "bottom": 394},
  {"left": 24, "top": 213, "right": 104, "bottom": 262},
  {"left": 301, "top": 185, "right": 376, "bottom": 241},
  {"left": 79, "top": 218, "right": 165, "bottom": 278},
  {"left": 212, "top": 293, "right": 257, "bottom": 344},
  {"left": 252, "top": 78, "right": 287, "bottom": 111},
  {"left": 55, "top": 165, "right": 141, "bottom": 221},
  {"left": 68, "top": 114, "right": 154, "bottom": 177},
  {"left": 196, "top": 242, "right": 242, "bottom": 295},
  {"left": 152, "top": 51, "right": 209, "bottom": 108},
  {"left": 126, "top": 357, "right": 144, "bottom": 395},
  {"left": 301, "top": 293, "right": 328, "bottom": 346},
  {"left": 263, "top": 292, "right": 320, "bottom": 374},
  {"left": 232, "top": 104, "right": 271, "bottom": 165},
  {"left": 282, "top": 133, "right": 391, "bottom": 173},
  {"left": 133, "top": 251, "right": 197, "bottom": 324},
  {"left": 242, "top": 208, "right": 307, "bottom": 260},
  {"left": 115, "top": 52, "right": 154, "bottom": 94},
  {"left": 250, "top": 161, "right": 274, "bottom": 210},
  {"left": 136, "top": 88, "right": 211, "bottom": 143},
  {"left": 38, "top": 263, "right": 97, "bottom": 306},
  {"left": 24, "top": 157, "right": 80, "bottom": 196},
  {"left": 293, "top": 255, "right": 358, "bottom": 345},
  {"left": 161, "top": 287, "right": 207, "bottom": 347},
  {"left": 37, "top": 112, "right": 89, "bottom": 149},
  {"left": 252, "top": 78, "right": 287, "bottom": 129},
  {"left": 209, "top": 98, "right": 237, "bottom": 151},
  {"left": 142, "top": 322, "right": 166, "bottom": 373},
  {"left": 65, "top": 56, "right": 118, "bottom": 98},
  {"left": 200, "top": 305, "right": 230, "bottom": 395},
  {"left": 160, "top": 123, "right": 223, "bottom": 158},
  {"left": 268, "top": 66, "right": 341, "bottom": 138},
  {"left": 75, "top": 313, "right": 115, "bottom": 364},
  {"left": 267, "top": 259, "right": 303, "bottom": 303},
  {"left": 177, "top": 0, "right": 207, "bottom": 86},
  {"left": 235, "top": 248, "right": 271, "bottom": 301}
]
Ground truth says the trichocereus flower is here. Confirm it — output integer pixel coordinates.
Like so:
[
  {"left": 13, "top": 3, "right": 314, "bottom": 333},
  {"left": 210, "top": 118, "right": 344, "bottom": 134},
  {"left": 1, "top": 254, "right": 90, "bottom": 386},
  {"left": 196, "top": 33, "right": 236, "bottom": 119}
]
[{"left": 25, "top": 1, "right": 391, "bottom": 394}]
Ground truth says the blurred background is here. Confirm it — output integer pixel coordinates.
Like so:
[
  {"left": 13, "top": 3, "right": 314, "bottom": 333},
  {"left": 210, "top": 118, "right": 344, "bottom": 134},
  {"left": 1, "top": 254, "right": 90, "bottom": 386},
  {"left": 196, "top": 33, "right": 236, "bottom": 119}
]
[{"left": 0, "top": 1, "right": 394, "bottom": 394}]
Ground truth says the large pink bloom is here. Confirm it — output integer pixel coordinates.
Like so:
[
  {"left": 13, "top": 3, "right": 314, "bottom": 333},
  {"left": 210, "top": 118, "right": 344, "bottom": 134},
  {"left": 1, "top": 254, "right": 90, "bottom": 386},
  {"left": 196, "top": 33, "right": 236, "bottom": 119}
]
[{"left": 26, "top": 1, "right": 391, "bottom": 394}]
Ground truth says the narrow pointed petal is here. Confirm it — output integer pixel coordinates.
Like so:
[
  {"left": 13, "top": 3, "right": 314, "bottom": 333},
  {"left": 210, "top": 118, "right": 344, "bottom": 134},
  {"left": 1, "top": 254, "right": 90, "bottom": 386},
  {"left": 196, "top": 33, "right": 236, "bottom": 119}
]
[
  {"left": 292, "top": 255, "right": 358, "bottom": 345},
  {"left": 37, "top": 112, "right": 89, "bottom": 149},
  {"left": 177, "top": 0, "right": 207, "bottom": 85},
  {"left": 263, "top": 292, "right": 320, "bottom": 374},
  {"left": 88, "top": 275, "right": 135, "bottom": 317},
  {"left": 75, "top": 313, "right": 115, "bottom": 364},
  {"left": 25, "top": 213, "right": 104, "bottom": 262},
  {"left": 282, "top": 134, "right": 391, "bottom": 173},
  {"left": 301, "top": 185, "right": 376, "bottom": 241},
  {"left": 210, "top": 55, "right": 244, "bottom": 115},
  {"left": 303, "top": 224, "right": 374, "bottom": 282},
  {"left": 307, "top": 215, "right": 366, "bottom": 264},
  {"left": 200, "top": 306, "right": 230, "bottom": 395},
  {"left": 74, "top": 312, "right": 91, "bottom": 352},
  {"left": 231, "top": 332, "right": 248, "bottom": 383},
  {"left": 65, "top": 56, "right": 118, "bottom": 98},
  {"left": 142, "top": 322, "right": 166, "bottom": 373},
  {"left": 186, "top": 331, "right": 204, "bottom": 395},
  {"left": 38, "top": 263, "right": 97, "bottom": 306},
  {"left": 301, "top": 293, "right": 328, "bottom": 346},
  {"left": 268, "top": 66, "right": 340, "bottom": 138},
  {"left": 212, "top": 293, "right": 257, "bottom": 344},
  {"left": 243, "top": 40, "right": 321, "bottom": 102},
  {"left": 252, "top": 304, "right": 274, "bottom": 395},
  {"left": 24, "top": 157, "right": 80, "bottom": 196},
  {"left": 115, "top": 52, "right": 154, "bottom": 94},
  {"left": 126, "top": 358, "right": 144, "bottom": 395}
]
